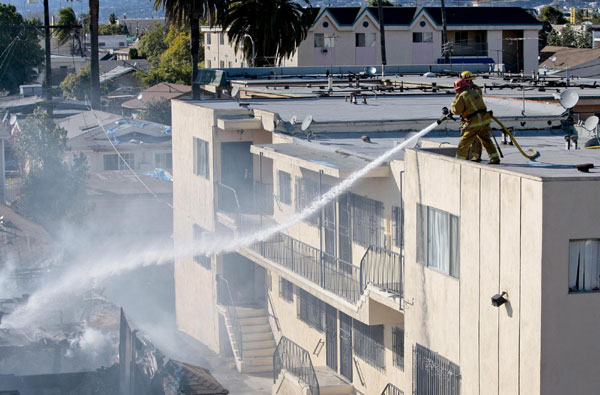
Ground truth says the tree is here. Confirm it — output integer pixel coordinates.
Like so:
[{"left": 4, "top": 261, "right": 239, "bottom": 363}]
[
  {"left": 109, "top": 12, "right": 117, "bottom": 24},
  {"left": 559, "top": 25, "right": 577, "bottom": 47},
  {"left": 129, "top": 48, "right": 139, "bottom": 59},
  {"left": 547, "top": 30, "right": 561, "bottom": 46},
  {"left": 0, "top": 4, "right": 44, "bottom": 93},
  {"left": 12, "top": 109, "right": 89, "bottom": 229},
  {"left": 538, "top": 6, "right": 567, "bottom": 24},
  {"left": 367, "top": 0, "right": 393, "bottom": 6},
  {"left": 55, "top": 7, "right": 82, "bottom": 55},
  {"left": 223, "top": 0, "right": 313, "bottom": 67},
  {"left": 138, "top": 98, "right": 172, "bottom": 125},
  {"left": 98, "top": 23, "right": 128, "bottom": 35},
  {"left": 138, "top": 22, "right": 169, "bottom": 62},
  {"left": 141, "top": 27, "right": 192, "bottom": 85},
  {"left": 60, "top": 62, "right": 92, "bottom": 100},
  {"left": 153, "top": 0, "right": 227, "bottom": 99}
]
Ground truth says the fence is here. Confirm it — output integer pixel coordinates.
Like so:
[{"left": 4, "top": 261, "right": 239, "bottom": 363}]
[
  {"left": 4, "top": 177, "right": 23, "bottom": 204},
  {"left": 413, "top": 344, "right": 460, "bottom": 395},
  {"left": 360, "top": 245, "right": 403, "bottom": 298},
  {"left": 273, "top": 336, "right": 319, "bottom": 395},
  {"left": 251, "top": 232, "right": 360, "bottom": 303}
]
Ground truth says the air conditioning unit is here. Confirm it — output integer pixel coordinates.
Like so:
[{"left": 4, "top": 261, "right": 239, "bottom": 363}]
[{"left": 321, "top": 48, "right": 328, "bottom": 53}]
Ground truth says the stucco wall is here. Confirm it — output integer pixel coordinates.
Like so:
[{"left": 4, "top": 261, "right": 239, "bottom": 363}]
[{"left": 540, "top": 180, "right": 600, "bottom": 395}]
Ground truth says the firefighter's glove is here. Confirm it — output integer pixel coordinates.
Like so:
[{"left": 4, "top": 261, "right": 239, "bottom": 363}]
[{"left": 442, "top": 106, "right": 449, "bottom": 115}]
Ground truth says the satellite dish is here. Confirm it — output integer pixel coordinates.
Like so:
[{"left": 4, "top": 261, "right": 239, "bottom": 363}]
[
  {"left": 365, "top": 66, "right": 377, "bottom": 75},
  {"left": 301, "top": 115, "right": 313, "bottom": 132},
  {"left": 9, "top": 114, "right": 17, "bottom": 126},
  {"left": 551, "top": 56, "right": 557, "bottom": 63},
  {"left": 290, "top": 115, "right": 297, "bottom": 125},
  {"left": 231, "top": 85, "right": 240, "bottom": 99},
  {"left": 584, "top": 115, "right": 599, "bottom": 131},
  {"left": 559, "top": 90, "right": 579, "bottom": 109},
  {"left": 137, "top": 93, "right": 143, "bottom": 100}
]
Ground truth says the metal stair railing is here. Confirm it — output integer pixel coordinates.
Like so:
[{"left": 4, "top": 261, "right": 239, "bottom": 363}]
[
  {"left": 381, "top": 382, "right": 404, "bottom": 395},
  {"left": 273, "top": 336, "right": 319, "bottom": 395},
  {"left": 216, "top": 275, "right": 243, "bottom": 360},
  {"left": 360, "top": 245, "right": 403, "bottom": 298}
]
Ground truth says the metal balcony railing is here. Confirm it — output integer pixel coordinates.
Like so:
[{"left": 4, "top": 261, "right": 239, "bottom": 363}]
[
  {"left": 360, "top": 245, "right": 403, "bottom": 298},
  {"left": 251, "top": 232, "right": 361, "bottom": 303},
  {"left": 216, "top": 275, "right": 243, "bottom": 360},
  {"left": 448, "top": 42, "right": 488, "bottom": 57},
  {"left": 382, "top": 383, "right": 404, "bottom": 395},
  {"left": 273, "top": 336, "right": 320, "bottom": 395}
]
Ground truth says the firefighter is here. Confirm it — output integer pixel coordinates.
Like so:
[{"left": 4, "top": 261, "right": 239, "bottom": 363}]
[
  {"left": 449, "top": 76, "right": 500, "bottom": 164},
  {"left": 460, "top": 71, "right": 482, "bottom": 161}
]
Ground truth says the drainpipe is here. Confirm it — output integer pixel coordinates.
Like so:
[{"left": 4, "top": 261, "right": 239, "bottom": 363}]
[
  {"left": 259, "top": 152, "right": 263, "bottom": 228},
  {"left": 378, "top": 0, "right": 387, "bottom": 75}
]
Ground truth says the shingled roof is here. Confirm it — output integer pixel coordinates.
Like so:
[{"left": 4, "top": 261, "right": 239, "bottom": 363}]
[{"left": 422, "top": 7, "right": 541, "bottom": 26}]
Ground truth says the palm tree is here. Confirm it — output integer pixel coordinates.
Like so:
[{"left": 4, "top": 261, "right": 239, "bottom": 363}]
[
  {"left": 153, "top": 0, "right": 227, "bottom": 99},
  {"left": 222, "top": 0, "right": 314, "bottom": 67},
  {"left": 55, "top": 7, "right": 82, "bottom": 55},
  {"left": 89, "top": 0, "right": 100, "bottom": 108}
]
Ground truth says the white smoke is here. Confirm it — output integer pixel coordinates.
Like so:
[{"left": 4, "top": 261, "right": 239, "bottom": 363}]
[{"left": 2, "top": 120, "right": 441, "bottom": 329}]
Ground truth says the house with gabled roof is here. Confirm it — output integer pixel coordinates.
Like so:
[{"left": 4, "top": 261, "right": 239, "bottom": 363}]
[{"left": 203, "top": 6, "right": 541, "bottom": 73}]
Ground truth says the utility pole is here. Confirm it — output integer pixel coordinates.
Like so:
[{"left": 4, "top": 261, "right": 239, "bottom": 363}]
[
  {"left": 43, "top": 0, "right": 53, "bottom": 113},
  {"left": 378, "top": 0, "right": 387, "bottom": 73},
  {"left": 441, "top": 0, "right": 450, "bottom": 64}
]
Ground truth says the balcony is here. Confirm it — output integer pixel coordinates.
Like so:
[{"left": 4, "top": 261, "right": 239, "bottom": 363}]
[
  {"left": 251, "top": 232, "right": 361, "bottom": 303},
  {"left": 360, "top": 245, "right": 403, "bottom": 298},
  {"left": 449, "top": 41, "right": 488, "bottom": 57}
]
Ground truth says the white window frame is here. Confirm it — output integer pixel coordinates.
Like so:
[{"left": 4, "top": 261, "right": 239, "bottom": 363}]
[{"left": 417, "top": 204, "right": 460, "bottom": 278}]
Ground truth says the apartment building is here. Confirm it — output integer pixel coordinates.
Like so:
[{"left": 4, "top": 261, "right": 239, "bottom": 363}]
[
  {"left": 171, "top": 90, "right": 600, "bottom": 395},
  {"left": 203, "top": 6, "right": 541, "bottom": 72}
]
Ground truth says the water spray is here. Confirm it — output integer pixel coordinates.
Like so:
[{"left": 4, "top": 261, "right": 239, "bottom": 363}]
[{"left": 2, "top": 115, "right": 448, "bottom": 329}]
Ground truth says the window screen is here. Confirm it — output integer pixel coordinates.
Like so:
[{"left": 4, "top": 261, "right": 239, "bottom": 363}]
[
  {"left": 350, "top": 193, "right": 384, "bottom": 247},
  {"left": 297, "top": 288, "right": 325, "bottom": 331},
  {"left": 353, "top": 320, "right": 385, "bottom": 370},
  {"left": 279, "top": 277, "right": 294, "bottom": 302}
]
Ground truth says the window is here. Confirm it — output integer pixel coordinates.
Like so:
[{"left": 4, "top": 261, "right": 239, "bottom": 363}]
[
  {"left": 219, "top": 33, "right": 224, "bottom": 45},
  {"left": 350, "top": 193, "right": 384, "bottom": 247},
  {"left": 569, "top": 239, "right": 600, "bottom": 292},
  {"left": 219, "top": 60, "right": 224, "bottom": 68},
  {"left": 119, "top": 42, "right": 125, "bottom": 46},
  {"left": 295, "top": 176, "right": 320, "bottom": 226},
  {"left": 278, "top": 171, "right": 291, "bottom": 205},
  {"left": 206, "top": 33, "right": 211, "bottom": 45},
  {"left": 353, "top": 320, "right": 385, "bottom": 370},
  {"left": 207, "top": 60, "right": 211, "bottom": 68},
  {"left": 103, "top": 153, "right": 134, "bottom": 170},
  {"left": 155, "top": 152, "right": 172, "bottom": 169},
  {"left": 392, "top": 327, "right": 404, "bottom": 370},
  {"left": 193, "top": 138, "right": 209, "bottom": 178},
  {"left": 99, "top": 42, "right": 106, "bottom": 47},
  {"left": 297, "top": 288, "right": 325, "bottom": 331},
  {"left": 228, "top": 61, "right": 232, "bottom": 68},
  {"left": 412, "top": 32, "right": 433, "bottom": 43},
  {"left": 314, "top": 33, "right": 324, "bottom": 48},
  {"left": 454, "top": 31, "right": 468, "bottom": 44},
  {"left": 356, "top": 33, "right": 376, "bottom": 48},
  {"left": 193, "top": 225, "right": 211, "bottom": 269},
  {"left": 279, "top": 277, "right": 294, "bottom": 302},
  {"left": 323, "top": 21, "right": 329, "bottom": 28},
  {"left": 392, "top": 205, "right": 404, "bottom": 248},
  {"left": 417, "top": 204, "right": 460, "bottom": 278},
  {"left": 414, "top": 344, "right": 460, "bottom": 395},
  {"left": 314, "top": 33, "right": 334, "bottom": 48}
]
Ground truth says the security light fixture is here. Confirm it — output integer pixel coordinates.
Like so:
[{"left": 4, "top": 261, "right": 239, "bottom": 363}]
[{"left": 491, "top": 291, "right": 508, "bottom": 307}]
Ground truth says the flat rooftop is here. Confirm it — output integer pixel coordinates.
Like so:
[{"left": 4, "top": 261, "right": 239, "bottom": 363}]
[{"left": 189, "top": 95, "right": 563, "bottom": 125}]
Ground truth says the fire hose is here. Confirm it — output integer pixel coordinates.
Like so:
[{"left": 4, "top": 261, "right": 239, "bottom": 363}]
[{"left": 490, "top": 115, "right": 540, "bottom": 160}]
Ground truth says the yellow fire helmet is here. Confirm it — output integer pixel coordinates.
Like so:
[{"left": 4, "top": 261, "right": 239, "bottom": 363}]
[{"left": 461, "top": 70, "right": 475, "bottom": 81}]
